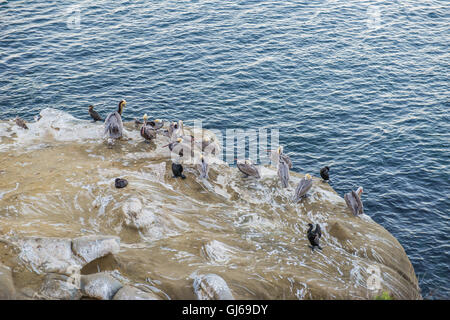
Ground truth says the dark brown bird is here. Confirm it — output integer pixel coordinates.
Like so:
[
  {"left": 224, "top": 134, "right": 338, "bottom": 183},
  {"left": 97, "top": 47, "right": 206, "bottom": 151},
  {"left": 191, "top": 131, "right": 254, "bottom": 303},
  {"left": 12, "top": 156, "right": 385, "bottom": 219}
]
[
  {"left": 320, "top": 166, "right": 330, "bottom": 182},
  {"left": 115, "top": 178, "right": 128, "bottom": 188},
  {"left": 15, "top": 117, "right": 28, "bottom": 129},
  {"left": 140, "top": 114, "right": 157, "bottom": 142},
  {"left": 146, "top": 118, "right": 164, "bottom": 130},
  {"left": 172, "top": 158, "right": 186, "bottom": 179},
  {"left": 88, "top": 105, "right": 103, "bottom": 121},
  {"left": 307, "top": 223, "right": 322, "bottom": 251}
]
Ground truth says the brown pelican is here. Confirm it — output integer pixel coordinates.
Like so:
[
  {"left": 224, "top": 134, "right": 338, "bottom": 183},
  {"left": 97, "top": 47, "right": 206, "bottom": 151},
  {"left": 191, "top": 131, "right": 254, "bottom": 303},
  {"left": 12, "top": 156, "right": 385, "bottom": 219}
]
[
  {"left": 344, "top": 187, "right": 364, "bottom": 216},
  {"left": 174, "top": 120, "right": 185, "bottom": 138},
  {"left": 164, "top": 137, "right": 185, "bottom": 157},
  {"left": 88, "top": 105, "right": 103, "bottom": 122},
  {"left": 146, "top": 118, "right": 164, "bottom": 130},
  {"left": 307, "top": 223, "right": 322, "bottom": 251},
  {"left": 140, "top": 114, "right": 157, "bottom": 142},
  {"left": 278, "top": 157, "right": 290, "bottom": 188},
  {"left": 15, "top": 117, "right": 28, "bottom": 129},
  {"left": 237, "top": 159, "right": 260, "bottom": 178},
  {"left": 320, "top": 166, "right": 330, "bottom": 182},
  {"left": 104, "top": 100, "right": 126, "bottom": 141},
  {"left": 197, "top": 154, "right": 209, "bottom": 179},
  {"left": 166, "top": 121, "right": 178, "bottom": 139},
  {"left": 293, "top": 174, "right": 313, "bottom": 202},
  {"left": 200, "top": 136, "right": 219, "bottom": 156},
  {"left": 269, "top": 146, "right": 292, "bottom": 169}
]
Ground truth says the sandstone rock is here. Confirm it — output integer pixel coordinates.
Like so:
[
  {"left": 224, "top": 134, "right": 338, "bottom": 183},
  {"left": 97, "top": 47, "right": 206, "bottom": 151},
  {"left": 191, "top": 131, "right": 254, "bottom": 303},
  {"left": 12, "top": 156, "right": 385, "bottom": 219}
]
[
  {"left": 122, "top": 198, "right": 155, "bottom": 230},
  {"left": 39, "top": 273, "right": 82, "bottom": 300},
  {"left": 0, "top": 263, "right": 16, "bottom": 299},
  {"left": 329, "top": 221, "right": 353, "bottom": 242},
  {"left": 72, "top": 235, "right": 120, "bottom": 265},
  {"left": 80, "top": 272, "right": 123, "bottom": 300},
  {"left": 16, "top": 236, "right": 120, "bottom": 274},
  {"left": 113, "top": 285, "right": 160, "bottom": 300},
  {"left": 17, "top": 237, "right": 79, "bottom": 274},
  {"left": 193, "top": 274, "right": 234, "bottom": 300}
]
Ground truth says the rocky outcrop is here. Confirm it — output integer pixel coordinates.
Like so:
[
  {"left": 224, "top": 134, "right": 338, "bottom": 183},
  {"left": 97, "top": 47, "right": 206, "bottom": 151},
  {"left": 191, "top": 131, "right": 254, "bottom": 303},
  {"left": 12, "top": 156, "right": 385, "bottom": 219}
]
[
  {"left": 122, "top": 198, "right": 155, "bottom": 231},
  {"left": 80, "top": 272, "right": 123, "bottom": 300},
  {"left": 0, "top": 263, "right": 16, "bottom": 299},
  {"left": 16, "top": 235, "right": 120, "bottom": 274},
  {"left": 72, "top": 236, "right": 120, "bottom": 265},
  {"left": 37, "top": 271, "right": 161, "bottom": 300},
  {"left": 193, "top": 274, "right": 234, "bottom": 300},
  {"left": 39, "top": 273, "right": 82, "bottom": 300},
  {"left": 113, "top": 285, "right": 160, "bottom": 300}
]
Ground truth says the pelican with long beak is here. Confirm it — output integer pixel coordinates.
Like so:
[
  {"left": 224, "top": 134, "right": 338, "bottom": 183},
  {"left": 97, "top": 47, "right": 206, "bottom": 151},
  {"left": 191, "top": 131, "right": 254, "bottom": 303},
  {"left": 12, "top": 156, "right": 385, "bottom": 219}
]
[
  {"left": 236, "top": 159, "right": 260, "bottom": 179},
  {"left": 163, "top": 137, "right": 185, "bottom": 157},
  {"left": 269, "top": 146, "right": 292, "bottom": 169},
  {"left": 140, "top": 114, "right": 157, "bottom": 142},
  {"left": 344, "top": 186, "right": 364, "bottom": 216},
  {"left": 104, "top": 100, "right": 126, "bottom": 142},
  {"left": 293, "top": 174, "right": 313, "bottom": 202},
  {"left": 197, "top": 154, "right": 209, "bottom": 179},
  {"left": 146, "top": 118, "right": 164, "bottom": 130},
  {"left": 88, "top": 105, "right": 103, "bottom": 122},
  {"left": 169, "top": 120, "right": 185, "bottom": 140},
  {"left": 278, "top": 157, "right": 290, "bottom": 188},
  {"left": 166, "top": 121, "right": 178, "bottom": 139},
  {"left": 200, "top": 136, "right": 219, "bottom": 156}
]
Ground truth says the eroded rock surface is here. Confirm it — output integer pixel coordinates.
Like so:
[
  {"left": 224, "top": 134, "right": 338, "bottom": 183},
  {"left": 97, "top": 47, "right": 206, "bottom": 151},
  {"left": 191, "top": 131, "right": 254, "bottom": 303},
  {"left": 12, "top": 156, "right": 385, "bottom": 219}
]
[
  {"left": 80, "top": 272, "right": 123, "bottom": 300},
  {"left": 0, "top": 263, "right": 16, "bottom": 299},
  {"left": 113, "top": 285, "right": 160, "bottom": 300},
  {"left": 122, "top": 198, "right": 155, "bottom": 230},
  {"left": 72, "top": 236, "right": 120, "bottom": 265},
  {"left": 39, "top": 273, "right": 82, "bottom": 300},
  {"left": 193, "top": 274, "right": 234, "bottom": 300},
  {"left": 16, "top": 235, "right": 120, "bottom": 274}
]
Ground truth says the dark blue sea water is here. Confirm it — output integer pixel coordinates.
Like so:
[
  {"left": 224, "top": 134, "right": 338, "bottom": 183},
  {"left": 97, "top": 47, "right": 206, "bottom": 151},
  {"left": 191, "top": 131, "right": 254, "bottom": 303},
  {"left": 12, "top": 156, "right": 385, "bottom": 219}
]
[{"left": 1, "top": 0, "right": 448, "bottom": 299}]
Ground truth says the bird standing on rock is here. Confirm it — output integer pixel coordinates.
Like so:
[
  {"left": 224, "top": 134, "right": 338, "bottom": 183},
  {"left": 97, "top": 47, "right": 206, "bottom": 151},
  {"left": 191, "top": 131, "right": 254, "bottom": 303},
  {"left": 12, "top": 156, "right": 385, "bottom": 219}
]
[
  {"left": 104, "top": 100, "right": 126, "bottom": 142},
  {"left": 236, "top": 159, "right": 260, "bottom": 179},
  {"left": 172, "top": 158, "right": 186, "bottom": 179},
  {"left": 15, "top": 117, "right": 28, "bottom": 129},
  {"left": 320, "top": 166, "right": 330, "bottom": 182},
  {"left": 307, "top": 223, "right": 323, "bottom": 251},
  {"left": 140, "top": 114, "right": 157, "bottom": 142},
  {"left": 293, "top": 174, "right": 313, "bottom": 202},
  {"left": 197, "top": 154, "right": 209, "bottom": 179},
  {"left": 278, "top": 157, "right": 290, "bottom": 188},
  {"left": 269, "top": 146, "right": 293, "bottom": 169},
  {"left": 146, "top": 118, "right": 164, "bottom": 130},
  {"left": 344, "top": 186, "right": 364, "bottom": 216},
  {"left": 165, "top": 137, "right": 185, "bottom": 157},
  {"left": 88, "top": 105, "right": 103, "bottom": 122}
]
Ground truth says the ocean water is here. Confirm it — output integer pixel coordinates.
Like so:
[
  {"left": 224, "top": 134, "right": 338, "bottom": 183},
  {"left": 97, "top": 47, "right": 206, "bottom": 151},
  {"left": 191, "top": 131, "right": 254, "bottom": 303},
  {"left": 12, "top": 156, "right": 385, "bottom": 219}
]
[{"left": 0, "top": 0, "right": 448, "bottom": 298}]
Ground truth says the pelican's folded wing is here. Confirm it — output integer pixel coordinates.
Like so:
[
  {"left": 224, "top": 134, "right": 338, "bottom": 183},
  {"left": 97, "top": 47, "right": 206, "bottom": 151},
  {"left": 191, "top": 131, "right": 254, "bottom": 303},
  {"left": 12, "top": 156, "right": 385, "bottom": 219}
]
[{"left": 345, "top": 192, "right": 358, "bottom": 215}]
